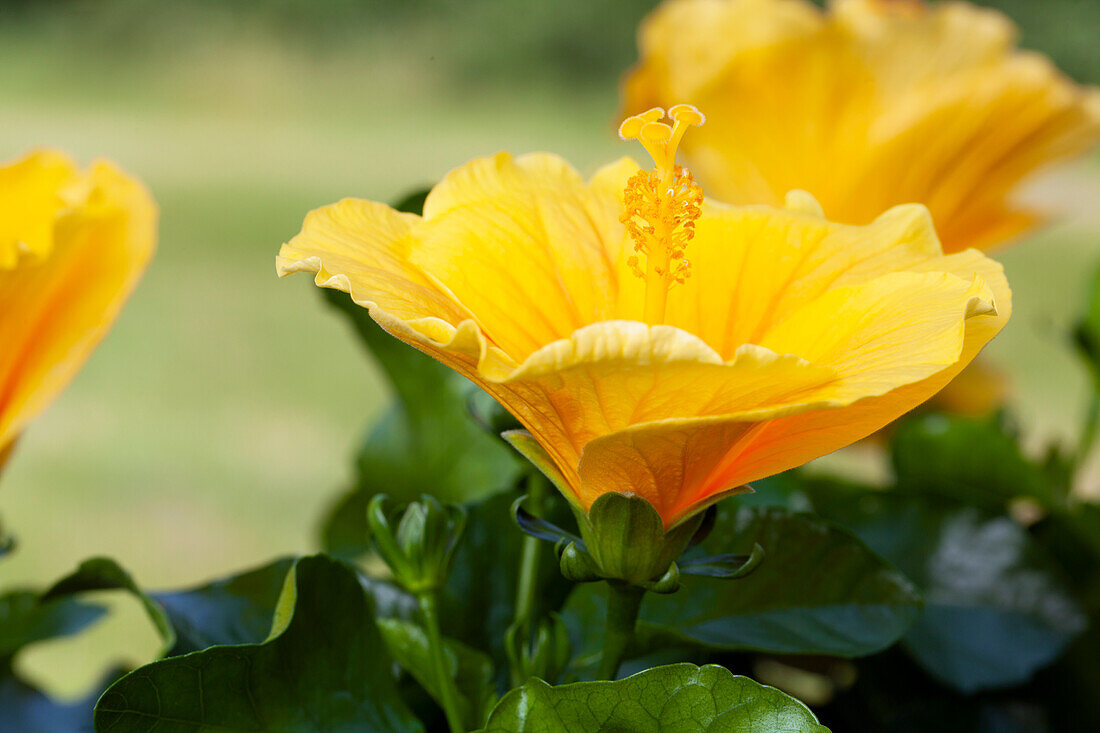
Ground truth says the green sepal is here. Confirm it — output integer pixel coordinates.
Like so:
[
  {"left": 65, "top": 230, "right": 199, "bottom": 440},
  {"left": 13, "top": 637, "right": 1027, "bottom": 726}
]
[
  {"left": 368, "top": 494, "right": 467, "bottom": 594},
  {"left": 643, "top": 563, "right": 680, "bottom": 594},
  {"left": 559, "top": 542, "right": 602, "bottom": 583},
  {"left": 511, "top": 496, "right": 582, "bottom": 546},
  {"left": 576, "top": 492, "right": 704, "bottom": 586},
  {"left": 678, "top": 543, "right": 765, "bottom": 579}
]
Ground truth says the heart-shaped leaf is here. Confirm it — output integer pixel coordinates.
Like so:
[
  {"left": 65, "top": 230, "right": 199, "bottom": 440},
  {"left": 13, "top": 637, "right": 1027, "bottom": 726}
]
[
  {"left": 151, "top": 556, "right": 296, "bottom": 654},
  {"left": 810, "top": 486, "right": 1087, "bottom": 692},
  {"left": 476, "top": 662, "right": 829, "bottom": 732},
  {"left": 93, "top": 555, "right": 423, "bottom": 732},
  {"left": 563, "top": 506, "right": 920, "bottom": 665}
]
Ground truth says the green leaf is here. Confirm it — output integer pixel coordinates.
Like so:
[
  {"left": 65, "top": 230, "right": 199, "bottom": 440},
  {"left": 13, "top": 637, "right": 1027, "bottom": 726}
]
[
  {"left": 378, "top": 618, "right": 497, "bottom": 729},
  {"left": 563, "top": 506, "right": 921, "bottom": 665},
  {"left": 1, "top": 668, "right": 119, "bottom": 733},
  {"left": 890, "top": 413, "right": 1051, "bottom": 509},
  {"left": 476, "top": 663, "right": 829, "bottom": 732},
  {"left": 43, "top": 557, "right": 175, "bottom": 656},
  {"left": 151, "top": 556, "right": 296, "bottom": 654},
  {"left": 0, "top": 590, "right": 105, "bottom": 660},
  {"left": 93, "top": 555, "right": 424, "bottom": 732},
  {"left": 811, "top": 488, "right": 1087, "bottom": 692}
]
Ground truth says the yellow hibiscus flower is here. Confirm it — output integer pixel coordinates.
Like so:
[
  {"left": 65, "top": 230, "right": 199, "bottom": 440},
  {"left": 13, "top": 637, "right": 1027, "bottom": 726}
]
[
  {"left": 0, "top": 149, "right": 157, "bottom": 468},
  {"left": 623, "top": 0, "right": 1100, "bottom": 253},
  {"left": 278, "top": 106, "right": 1009, "bottom": 529}
]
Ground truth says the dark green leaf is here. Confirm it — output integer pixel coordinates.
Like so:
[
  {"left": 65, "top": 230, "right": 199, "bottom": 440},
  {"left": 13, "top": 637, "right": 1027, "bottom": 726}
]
[
  {"left": 151, "top": 557, "right": 295, "bottom": 655},
  {"left": 378, "top": 618, "right": 497, "bottom": 729},
  {"left": 0, "top": 668, "right": 119, "bottom": 733},
  {"left": 890, "top": 413, "right": 1050, "bottom": 509},
  {"left": 811, "top": 489, "right": 1087, "bottom": 692},
  {"left": 476, "top": 662, "right": 829, "bottom": 732},
  {"left": 0, "top": 591, "right": 105, "bottom": 660},
  {"left": 43, "top": 557, "right": 175, "bottom": 655},
  {"left": 563, "top": 506, "right": 921, "bottom": 665},
  {"left": 93, "top": 555, "right": 423, "bottom": 732}
]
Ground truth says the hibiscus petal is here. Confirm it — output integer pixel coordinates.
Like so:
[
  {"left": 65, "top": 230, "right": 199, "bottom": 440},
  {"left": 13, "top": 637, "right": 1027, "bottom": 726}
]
[
  {"left": 497, "top": 320, "right": 836, "bottom": 474},
  {"left": 0, "top": 161, "right": 156, "bottom": 448},
  {"left": 665, "top": 202, "right": 945, "bottom": 358},
  {"left": 410, "top": 153, "right": 635, "bottom": 362},
  {"left": 576, "top": 245, "right": 1009, "bottom": 527}
]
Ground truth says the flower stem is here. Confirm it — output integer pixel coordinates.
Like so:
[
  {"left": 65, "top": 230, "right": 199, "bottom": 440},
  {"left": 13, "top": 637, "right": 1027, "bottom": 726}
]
[
  {"left": 418, "top": 592, "right": 466, "bottom": 733},
  {"left": 508, "top": 474, "right": 547, "bottom": 686},
  {"left": 597, "top": 582, "right": 646, "bottom": 680}
]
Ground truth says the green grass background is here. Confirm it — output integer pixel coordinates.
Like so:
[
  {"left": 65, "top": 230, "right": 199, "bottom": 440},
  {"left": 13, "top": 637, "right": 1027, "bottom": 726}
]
[{"left": 0, "top": 0, "right": 1096, "bottom": 698}]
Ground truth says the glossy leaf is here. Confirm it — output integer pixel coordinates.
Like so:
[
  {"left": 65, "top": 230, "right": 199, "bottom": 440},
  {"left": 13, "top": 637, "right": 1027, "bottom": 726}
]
[
  {"left": 93, "top": 555, "right": 423, "bottom": 732},
  {"left": 151, "top": 556, "right": 295, "bottom": 655},
  {"left": 811, "top": 488, "right": 1087, "bottom": 692},
  {"left": 890, "top": 413, "right": 1050, "bottom": 509},
  {"left": 0, "top": 669, "right": 118, "bottom": 733},
  {"left": 43, "top": 557, "right": 175, "bottom": 655},
  {"left": 563, "top": 507, "right": 921, "bottom": 664},
  {"left": 476, "top": 663, "right": 829, "bottom": 732},
  {"left": 378, "top": 618, "right": 497, "bottom": 729}
]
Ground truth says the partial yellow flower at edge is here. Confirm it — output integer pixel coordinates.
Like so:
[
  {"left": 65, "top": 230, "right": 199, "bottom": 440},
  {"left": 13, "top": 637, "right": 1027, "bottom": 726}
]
[
  {"left": 278, "top": 135, "right": 1010, "bottom": 529},
  {"left": 622, "top": 0, "right": 1100, "bottom": 253},
  {"left": 0, "top": 149, "right": 157, "bottom": 466}
]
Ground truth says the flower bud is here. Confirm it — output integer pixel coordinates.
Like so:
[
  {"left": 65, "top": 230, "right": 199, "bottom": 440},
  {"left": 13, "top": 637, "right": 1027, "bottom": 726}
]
[
  {"left": 367, "top": 494, "right": 466, "bottom": 594},
  {"left": 572, "top": 492, "right": 705, "bottom": 587},
  {"left": 508, "top": 613, "right": 572, "bottom": 685}
]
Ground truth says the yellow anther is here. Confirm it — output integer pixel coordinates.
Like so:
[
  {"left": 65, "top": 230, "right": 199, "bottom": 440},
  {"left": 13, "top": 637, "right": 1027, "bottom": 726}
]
[
  {"left": 640, "top": 121, "right": 673, "bottom": 145},
  {"left": 618, "top": 116, "right": 645, "bottom": 140},
  {"left": 618, "top": 104, "right": 706, "bottom": 324},
  {"left": 669, "top": 104, "right": 705, "bottom": 126}
]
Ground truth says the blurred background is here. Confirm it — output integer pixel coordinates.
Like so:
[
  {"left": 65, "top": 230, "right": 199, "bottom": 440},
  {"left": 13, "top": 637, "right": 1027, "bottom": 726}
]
[{"left": 0, "top": 0, "right": 1097, "bottom": 698}]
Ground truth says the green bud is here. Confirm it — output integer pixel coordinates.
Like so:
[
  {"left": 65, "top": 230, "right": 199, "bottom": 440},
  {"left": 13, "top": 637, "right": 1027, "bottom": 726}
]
[
  {"left": 572, "top": 492, "right": 705, "bottom": 586},
  {"left": 527, "top": 613, "right": 572, "bottom": 684},
  {"left": 367, "top": 494, "right": 466, "bottom": 594}
]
